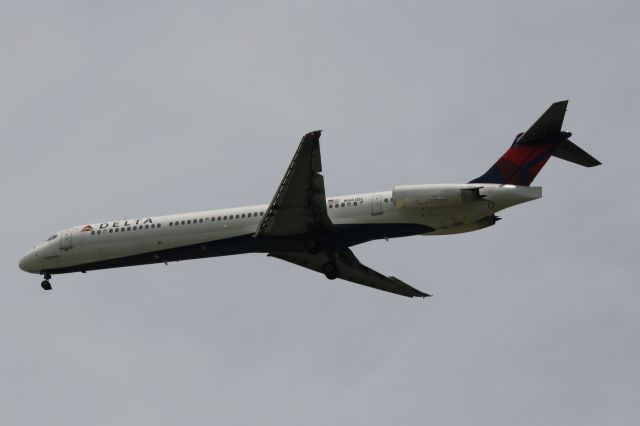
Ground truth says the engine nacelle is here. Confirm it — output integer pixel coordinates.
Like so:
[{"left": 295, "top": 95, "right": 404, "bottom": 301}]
[
  {"left": 392, "top": 184, "right": 483, "bottom": 208},
  {"left": 431, "top": 214, "right": 501, "bottom": 235}
]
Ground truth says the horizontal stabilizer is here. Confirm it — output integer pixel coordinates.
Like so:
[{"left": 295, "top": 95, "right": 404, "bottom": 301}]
[{"left": 552, "top": 139, "right": 601, "bottom": 167}]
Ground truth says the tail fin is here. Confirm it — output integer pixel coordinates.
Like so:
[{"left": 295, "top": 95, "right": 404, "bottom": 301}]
[{"left": 469, "top": 100, "right": 601, "bottom": 186}]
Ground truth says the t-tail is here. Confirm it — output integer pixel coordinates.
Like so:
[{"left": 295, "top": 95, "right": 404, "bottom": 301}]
[{"left": 470, "top": 100, "right": 601, "bottom": 186}]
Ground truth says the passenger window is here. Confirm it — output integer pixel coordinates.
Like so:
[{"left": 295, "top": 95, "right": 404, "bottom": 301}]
[
  {"left": 157, "top": 224, "right": 161, "bottom": 228},
  {"left": 127, "top": 227, "right": 131, "bottom": 231},
  {"left": 217, "top": 216, "right": 221, "bottom": 221},
  {"left": 151, "top": 224, "right": 155, "bottom": 228},
  {"left": 145, "top": 225, "right": 149, "bottom": 229},
  {"left": 241, "top": 214, "right": 245, "bottom": 218},
  {"left": 329, "top": 205, "right": 333, "bottom": 208},
  {"left": 260, "top": 212, "right": 264, "bottom": 216},
  {"left": 187, "top": 220, "right": 191, "bottom": 224},
  {"left": 384, "top": 198, "right": 388, "bottom": 203},
  {"left": 115, "top": 228, "right": 119, "bottom": 233},
  {"left": 347, "top": 202, "right": 352, "bottom": 206},
  {"left": 181, "top": 220, "right": 185, "bottom": 225},
  {"left": 97, "top": 230, "right": 102, "bottom": 235},
  {"left": 91, "top": 231, "right": 95, "bottom": 235},
  {"left": 133, "top": 226, "right": 137, "bottom": 230},
  {"left": 108, "top": 229, "right": 113, "bottom": 233},
  {"left": 224, "top": 215, "right": 227, "bottom": 220},
  {"left": 199, "top": 218, "right": 203, "bottom": 223},
  {"left": 341, "top": 203, "right": 345, "bottom": 207},
  {"left": 205, "top": 218, "right": 209, "bottom": 222},
  {"left": 169, "top": 222, "right": 173, "bottom": 226}
]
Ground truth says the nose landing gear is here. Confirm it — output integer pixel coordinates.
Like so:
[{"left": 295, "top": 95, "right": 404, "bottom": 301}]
[{"left": 41, "top": 273, "right": 52, "bottom": 291}]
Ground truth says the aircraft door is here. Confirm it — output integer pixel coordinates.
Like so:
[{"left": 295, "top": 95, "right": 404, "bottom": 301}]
[
  {"left": 371, "top": 193, "right": 383, "bottom": 216},
  {"left": 60, "top": 229, "right": 73, "bottom": 250}
]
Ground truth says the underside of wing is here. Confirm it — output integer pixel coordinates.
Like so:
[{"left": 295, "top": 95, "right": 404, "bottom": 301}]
[
  {"left": 254, "top": 131, "right": 333, "bottom": 237},
  {"left": 269, "top": 249, "right": 430, "bottom": 298}
]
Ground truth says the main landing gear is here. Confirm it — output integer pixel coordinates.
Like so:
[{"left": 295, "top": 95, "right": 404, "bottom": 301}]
[
  {"left": 41, "top": 273, "right": 52, "bottom": 291},
  {"left": 322, "top": 262, "right": 339, "bottom": 280}
]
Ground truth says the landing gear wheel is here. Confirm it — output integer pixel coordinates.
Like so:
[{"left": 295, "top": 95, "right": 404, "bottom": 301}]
[
  {"left": 304, "top": 237, "right": 320, "bottom": 254},
  {"left": 41, "top": 273, "right": 52, "bottom": 290},
  {"left": 322, "top": 262, "right": 339, "bottom": 280}
]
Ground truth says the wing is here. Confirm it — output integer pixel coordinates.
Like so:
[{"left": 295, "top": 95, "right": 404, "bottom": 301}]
[
  {"left": 269, "top": 248, "right": 430, "bottom": 298},
  {"left": 254, "top": 130, "right": 333, "bottom": 237}
]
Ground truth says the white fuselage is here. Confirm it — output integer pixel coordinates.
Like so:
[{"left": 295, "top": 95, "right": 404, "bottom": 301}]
[{"left": 19, "top": 184, "right": 541, "bottom": 275}]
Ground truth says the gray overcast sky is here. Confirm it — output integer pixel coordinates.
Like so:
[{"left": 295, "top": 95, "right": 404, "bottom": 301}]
[{"left": 1, "top": 1, "right": 638, "bottom": 425}]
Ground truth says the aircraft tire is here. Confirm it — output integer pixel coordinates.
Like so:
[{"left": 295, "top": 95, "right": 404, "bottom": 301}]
[{"left": 322, "top": 262, "right": 339, "bottom": 280}]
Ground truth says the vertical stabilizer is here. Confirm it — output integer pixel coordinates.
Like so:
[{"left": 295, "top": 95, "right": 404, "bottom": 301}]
[{"left": 470, "top": 101, "right": 600, "bottom": 186}]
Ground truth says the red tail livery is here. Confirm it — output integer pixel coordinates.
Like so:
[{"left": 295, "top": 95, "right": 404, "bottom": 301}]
[{"left": 470, "top": 101, "right": 600, "bottom": 186}]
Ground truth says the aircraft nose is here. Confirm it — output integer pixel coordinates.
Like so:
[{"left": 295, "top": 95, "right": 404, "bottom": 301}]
[{"left": 19, "top": 251, "right": 39, "bottom": 273}]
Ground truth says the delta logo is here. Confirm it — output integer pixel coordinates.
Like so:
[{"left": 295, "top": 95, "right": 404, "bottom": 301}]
[{"left": 82, "top": 219, "right": 154, "bottom": 232}]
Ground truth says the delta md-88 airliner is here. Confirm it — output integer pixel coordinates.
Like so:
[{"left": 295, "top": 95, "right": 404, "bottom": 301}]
[{"left": 19, "top": 101, "right": 600, "bottom": 297}]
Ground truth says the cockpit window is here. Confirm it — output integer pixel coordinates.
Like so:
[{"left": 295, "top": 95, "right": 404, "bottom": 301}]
[{"left": 46, "top": 234, "right": 58, "bottom": 241}]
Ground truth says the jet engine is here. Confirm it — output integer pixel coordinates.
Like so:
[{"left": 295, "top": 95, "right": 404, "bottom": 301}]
[
  {"left": 431, "top": 214, "right": 502, "bottom": 235},
  {"left": 392, "top": 184, "right": 484, "bottom": 208}
]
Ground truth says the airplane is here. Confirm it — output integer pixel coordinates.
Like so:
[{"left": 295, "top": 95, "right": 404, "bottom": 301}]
[{"left": 19, "top": 101, "right": 600, "bottom": 297}]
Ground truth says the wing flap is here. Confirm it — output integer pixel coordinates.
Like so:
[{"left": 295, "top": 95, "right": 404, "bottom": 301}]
[{"left": 269, "top": 249, "right": 430, "bottom": 298}]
